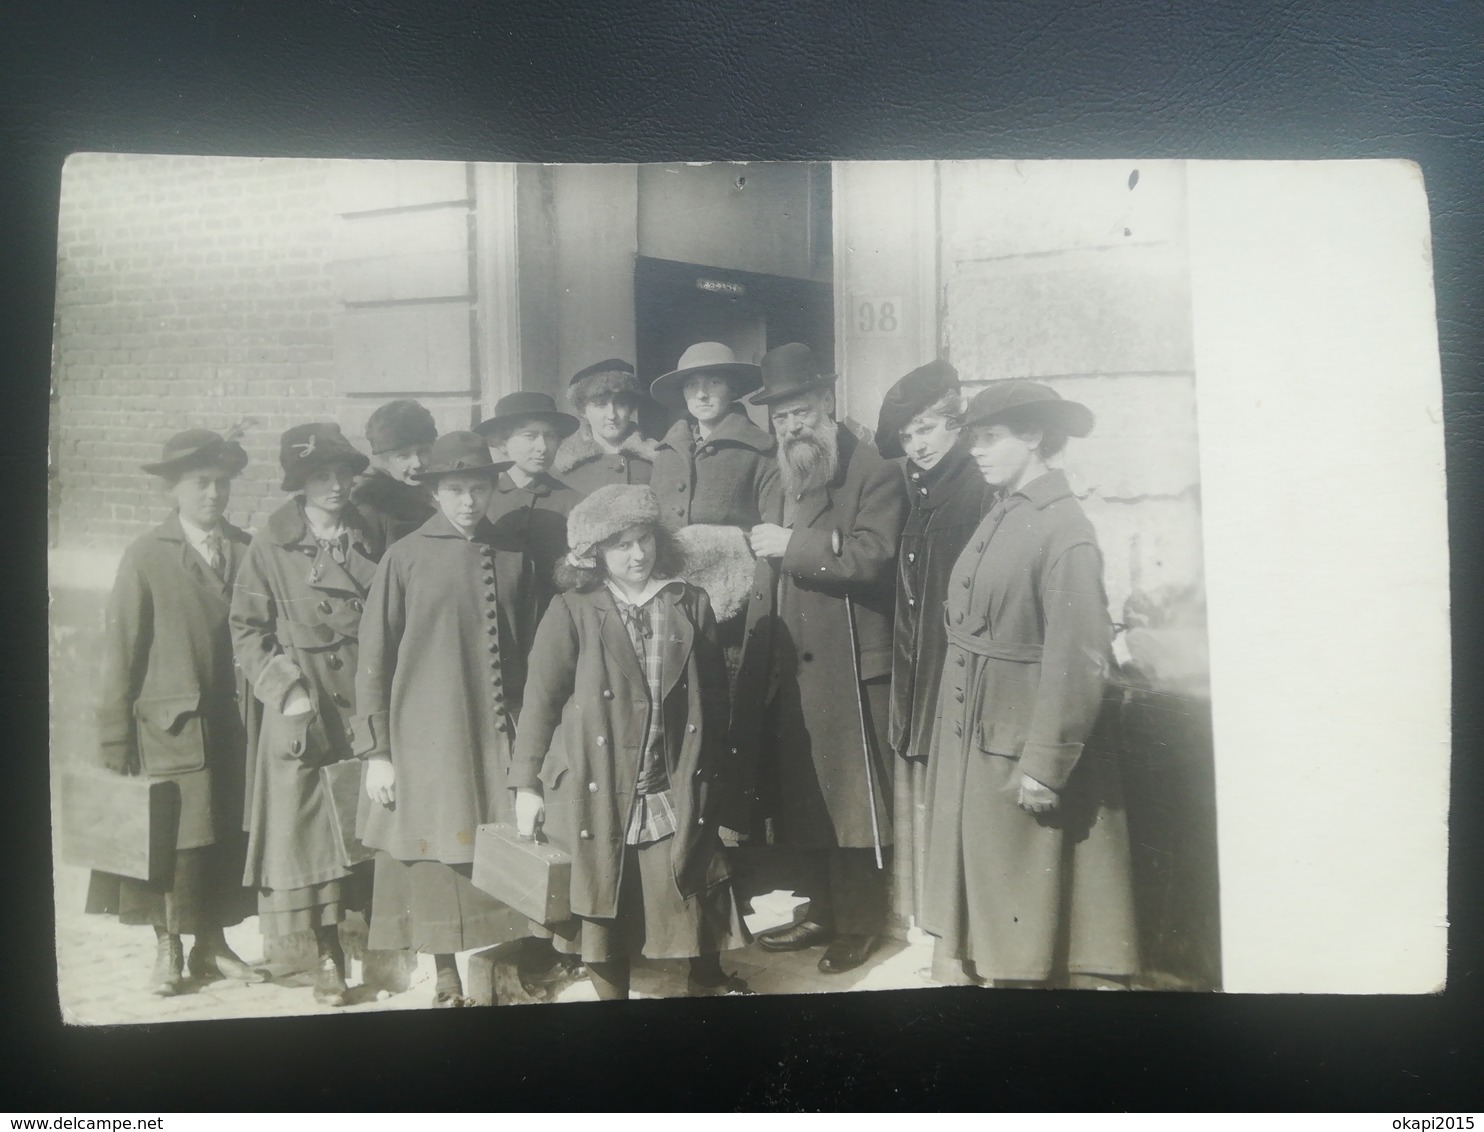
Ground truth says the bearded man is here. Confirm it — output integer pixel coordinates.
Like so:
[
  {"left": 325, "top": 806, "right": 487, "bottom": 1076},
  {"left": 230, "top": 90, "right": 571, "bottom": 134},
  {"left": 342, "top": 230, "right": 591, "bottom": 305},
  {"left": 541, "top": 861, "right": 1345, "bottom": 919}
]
[{"left": 738, "top": 343, "right": 908, "bottom": 974}]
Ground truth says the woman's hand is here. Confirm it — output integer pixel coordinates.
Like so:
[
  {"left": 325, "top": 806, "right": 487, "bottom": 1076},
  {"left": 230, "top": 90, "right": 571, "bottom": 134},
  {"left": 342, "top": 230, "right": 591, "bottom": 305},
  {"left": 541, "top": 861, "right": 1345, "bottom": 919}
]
[
  {"left": 1017, "top": 773, "right": 1059, "bottom": 814},
  {"left": 514, "top": 787, "right": 545, "bottom": 839},
  {"left": 364, "top": 756, "right": 396, "bottom": 807}
]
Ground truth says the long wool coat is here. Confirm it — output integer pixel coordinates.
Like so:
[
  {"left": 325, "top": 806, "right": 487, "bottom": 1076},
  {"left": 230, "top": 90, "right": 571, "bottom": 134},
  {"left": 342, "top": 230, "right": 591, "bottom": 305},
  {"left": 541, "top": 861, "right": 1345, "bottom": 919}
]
[
  {"left": 354, "top": 512, "right": 526, "bottom": 864},
  {"left": 486, "top": 469, "right": 580, "bottom": 693},
  {"left": 889, "top": 445, "right": 991, "bottom": 759},
  {"left": 95, "top": 514, "right": 254, "bottom": 850},
  {"left": 230, "top": 499, "right": 381, "bottom": 891},
  {"left": 553, "top": 424, "right": 658, "bottom": 499},
  {"left": 510, "top": 583, "right": 740, "bottom": 920},
  {"left": 733, "top": 425, "right": 908, "bottom": 850},
  {"left": 650, "top": 407, "right": 780, "bottom": 531},
  {"left": 920, "top": 470, "right": 1138, "bottom": 981},
  {"left": 351, "top": 470, "right": 435, "bottom": 549}
]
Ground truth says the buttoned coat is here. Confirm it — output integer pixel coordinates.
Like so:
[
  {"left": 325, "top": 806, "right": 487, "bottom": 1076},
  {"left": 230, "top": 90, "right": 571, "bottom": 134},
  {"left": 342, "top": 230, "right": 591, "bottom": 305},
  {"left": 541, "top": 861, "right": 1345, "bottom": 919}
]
[
  {"left": 553, "top": 424, "right": 658, "bottom": 499},
  {"left": 230, "top": 499, "right": 381, "bottom": 891},
  {"left": 486, "top": 470, "right": 581, "bottom": 691},
  {"left": 351, "top": 471, "right": 435, "bottom": 549},
  {"left": 96, "top": 514, "right": 253, "bottom": 850},
  {"left": 733, "top": 424, "right": 909, "bottom": 849},
  {"left": 920, "top": 470, "right": 1137, "bottom": 980},
  {"left": 354, "top": 512, "right": 526, "bottom": 864},
  {"left": 888, "top": 445, "right": 992, "bottom": 759},
  {"left": 510, "top": 583, "right": 738, "bottom": 920},
  {"left": 650, "top": 407, "right": 780, "bottom": 531}
]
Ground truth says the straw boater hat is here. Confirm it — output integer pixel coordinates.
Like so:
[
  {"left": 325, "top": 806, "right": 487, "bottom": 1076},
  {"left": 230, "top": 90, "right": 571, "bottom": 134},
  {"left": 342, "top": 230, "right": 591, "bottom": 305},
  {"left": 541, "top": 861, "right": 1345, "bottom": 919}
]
[
  {"left": 411, "top": 432, "right": 512, "bottom": 483},
  {"left": 567, "top": 358, "right": 646, "bottom": 411},
  {"left": 649, "top": 341, "right": 762, "bottom": 411},
  {"left": 875, "top": 359, "right": 962, "bottom": 459},
  {"left": 565, "top": 484, "right": 661, "bottom": 568},
  {"left": 141, "top": 428, "right": 249, "bottom": 480},
  {"left": 277, "top": 422, "right": 369, "bottom": 492},
  {"left": 473, "top": 391, "right": 581, "bottom": 443},
  {"left": 364, "top": 399, "right": 437, "bottom": 455},
  {"left": 748, "top": 342, "right": 837, "bottom": 406},
  {"left": 960, "top": 380, "right": 1095, "bottom": 437}
]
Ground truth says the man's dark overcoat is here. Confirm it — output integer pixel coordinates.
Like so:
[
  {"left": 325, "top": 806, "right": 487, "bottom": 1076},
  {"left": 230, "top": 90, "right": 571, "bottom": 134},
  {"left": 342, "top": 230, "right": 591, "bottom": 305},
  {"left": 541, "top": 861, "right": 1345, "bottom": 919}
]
[
  {"left": 553, "top": 424, "right": 658, "bottom": 499},
  {"left": 510, "top": 583, "right": 741, "bottom": 919},
  {"left": 351, "top": 470, "right": 435, "bottom": 549},
  {"left": 920, "top": 470, "right": 1138, "bottom": 981},
  {"left": 230, "top": 499, "right": 380, "bottom": 891},
  {"left": 354, "top": 512, "right": 526, "bottom": 863},
  {"left": 733, "top": 424, "right": 908, "bottom": 850}
]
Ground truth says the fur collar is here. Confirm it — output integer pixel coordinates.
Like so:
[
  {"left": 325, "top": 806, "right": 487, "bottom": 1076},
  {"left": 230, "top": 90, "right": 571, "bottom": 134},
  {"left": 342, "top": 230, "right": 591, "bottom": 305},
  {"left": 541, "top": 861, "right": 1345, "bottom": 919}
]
[{"left": 554, "top": 424, "right": 660, "bottom": 474}]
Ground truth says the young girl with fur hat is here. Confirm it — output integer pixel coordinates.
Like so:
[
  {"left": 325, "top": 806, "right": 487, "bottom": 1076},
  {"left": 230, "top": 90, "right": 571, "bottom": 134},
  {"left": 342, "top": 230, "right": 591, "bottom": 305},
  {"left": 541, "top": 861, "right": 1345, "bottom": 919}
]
[{"left": 510, "top": 484, "right": 752, "bottom": 1000}]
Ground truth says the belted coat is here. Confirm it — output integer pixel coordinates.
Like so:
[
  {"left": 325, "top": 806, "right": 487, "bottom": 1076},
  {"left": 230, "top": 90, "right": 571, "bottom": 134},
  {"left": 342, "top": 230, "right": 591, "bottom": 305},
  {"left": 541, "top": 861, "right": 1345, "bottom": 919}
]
[
  {"left": 353, "top": 512, "right": 526, "bottom": 864},
  {"left": 920, "top": 470, "right": 1138, "bottom": 980},
  {"left": 510, "top": 583, "right": 738, "bottom": 920},
  {"left": 95, "top": 514, "right": 254, "bottom": 850},
  {"left": 230, "top": 499, "right": 381, "bottom": 891},
  {"left": 733, "top": 424, "right": 909, "bottom": 849},
  {"left": 888, "top": 445, "right": 992, "bottom": 759},
  {"left": 351, "top": 470, "right": 435, "bottom": 549}
]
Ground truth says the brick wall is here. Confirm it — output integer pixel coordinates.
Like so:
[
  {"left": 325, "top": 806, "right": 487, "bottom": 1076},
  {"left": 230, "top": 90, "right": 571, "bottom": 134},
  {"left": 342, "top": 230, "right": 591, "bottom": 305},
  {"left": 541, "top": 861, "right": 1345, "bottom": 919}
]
[{"left": 52, "top": 153, "right": 341, "bottom": 552}]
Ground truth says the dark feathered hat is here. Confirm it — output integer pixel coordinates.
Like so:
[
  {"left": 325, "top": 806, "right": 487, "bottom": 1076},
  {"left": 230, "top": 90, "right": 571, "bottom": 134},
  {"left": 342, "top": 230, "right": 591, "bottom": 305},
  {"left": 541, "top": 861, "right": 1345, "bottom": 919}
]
[
  {"left": 960, "top": 381, "right": 1095, "bottom": 437},
  {"left": 278, "top": 422, "right": 369, "bottom": 492},
  {"left": 365, "top": 399, "right": 437, "bottom": 455},
  {"left": 141, "top": 429, "right": 249, "bottom": 480}
]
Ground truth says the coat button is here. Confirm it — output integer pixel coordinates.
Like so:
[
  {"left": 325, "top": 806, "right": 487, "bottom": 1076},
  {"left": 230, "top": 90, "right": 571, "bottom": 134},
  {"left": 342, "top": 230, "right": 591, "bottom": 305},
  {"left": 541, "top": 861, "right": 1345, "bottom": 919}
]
[
  {"left": 953, "top": 721, "right": 962, "bottom": 736},
  {"left": 485, "top": 591, "right": 497, "bottom": 602},
  {"left": 489, "top": 640, "right": 499, "bottom": 653},
  {"left": 596, "top": 736, "right": 606, "bottom": 746},
  {"left": 602, "top": 690, "right": 613, "bottom": 699},
  {"left": 975, "top": 542, "right": 984, "bottom": 552},
  {"left": 317, "top": 599, "right": 333, "bottom": 614},
  {"left": 687, "top": 723, "right": 697, "bottom": 733},
  {"left": 588, "top": 782, "right": 598, "bottom": 793},
  {"left": 490, "top": 658, "right": 500, "bottom": 670},
  {"left": 919, "top": 486, "right": 928, "bottom": 496},
  {"left": 961, "top": 577, "right": 971, "bottom": 588},
  {"left": 955, "top": 611, "right": 965, "bottom": 624},
  {"left": 677, "top": 484, "right": 686, "bottom": 492},
  {"left": 696, "top": 816, "right": 706, "bottom": 826},
  {"left": 955, "top": 690, "right": 964, "bottom": 704},
  {"left": 907, "top": 552, "right": 916, "bottom": 563},
  {"left": 486, "top": 607, "right": 497, "bottom": 620},
  {"left": 956, "top": 654, "right": 965, "bottom": 667},
  {"left": 290, "top": 739, "right": 303, "bottom": 755},
  {"left": 580, "top": 830, "right": 593, "bottom": 840},
  {"left": 907, "top": 597, "right": 916, "bottom": 607}
]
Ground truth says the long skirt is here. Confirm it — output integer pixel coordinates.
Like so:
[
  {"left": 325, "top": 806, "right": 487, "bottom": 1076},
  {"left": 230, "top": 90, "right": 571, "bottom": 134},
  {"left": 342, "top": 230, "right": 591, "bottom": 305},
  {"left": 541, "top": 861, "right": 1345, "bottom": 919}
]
[
  {"left": 920, "top": 649, "right": 1140, "bottom": 982},
  {"left": 84, "top": 837, "right": 254, "bottom": 936},
  {"left": 257, "top": 861, "right": 373, "bottom": 936},
  {"left": 549, "top": 839, "right": 750, "bottom": 964},
  {"left": 366, "top": 852, "right": 513, "bottom": 953}
]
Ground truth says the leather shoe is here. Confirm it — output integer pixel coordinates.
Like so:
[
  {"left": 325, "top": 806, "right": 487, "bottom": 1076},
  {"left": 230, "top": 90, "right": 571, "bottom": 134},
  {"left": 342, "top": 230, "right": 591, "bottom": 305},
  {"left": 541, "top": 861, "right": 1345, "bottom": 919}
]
[
  {"left": 756, "top": 920, "right": 834, "bottom": 952},
  {"left": 188, "top": 944, "right": 265, "bottom": 984},
  {"left": 312, "top": 954, "right": 348, "bottom": 1007},
  {"left": 687, "top": 971, "right": 753, "bottom": 997},
  {"left": 818, "top": 934, "right": 880, "bottom": 974},
  {"left": 150, "top": 934, "right": 184, "bottom": 996},
  {"left": 432, "top": 989, "right": 472, "bottom": 1008}
]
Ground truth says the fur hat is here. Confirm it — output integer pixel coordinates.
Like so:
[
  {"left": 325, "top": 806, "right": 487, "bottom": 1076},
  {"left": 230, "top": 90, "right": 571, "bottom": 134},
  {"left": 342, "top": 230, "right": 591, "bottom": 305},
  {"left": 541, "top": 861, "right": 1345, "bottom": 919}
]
[
  {"left": 565, "top": 484, "right": 660, "bottom": 566},
  {"left": 567, "top": 358, "right": 645, "bottom": 411},
  {"left": 365, "top": 399, "right": 437, "bottom": 454}
]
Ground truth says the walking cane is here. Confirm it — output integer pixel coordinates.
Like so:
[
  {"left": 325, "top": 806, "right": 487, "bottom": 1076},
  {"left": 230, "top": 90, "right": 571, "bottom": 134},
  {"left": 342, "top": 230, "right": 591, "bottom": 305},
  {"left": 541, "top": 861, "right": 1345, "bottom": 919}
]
[{"left": 845, "top": 593, "right": 885, "bottom": 870}]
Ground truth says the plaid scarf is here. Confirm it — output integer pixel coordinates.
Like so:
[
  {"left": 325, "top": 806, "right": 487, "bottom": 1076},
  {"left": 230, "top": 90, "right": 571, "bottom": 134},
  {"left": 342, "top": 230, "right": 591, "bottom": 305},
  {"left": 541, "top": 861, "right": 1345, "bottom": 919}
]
[{"left": 609, "top": 584, "right": 680, "bottom": 846}]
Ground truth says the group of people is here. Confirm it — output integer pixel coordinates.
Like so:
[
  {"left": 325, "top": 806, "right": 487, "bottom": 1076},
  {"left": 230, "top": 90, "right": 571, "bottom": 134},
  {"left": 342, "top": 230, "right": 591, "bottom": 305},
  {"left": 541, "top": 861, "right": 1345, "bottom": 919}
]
[{"left": 84, "top": 337, "right": 1139, "bottom": 1009}]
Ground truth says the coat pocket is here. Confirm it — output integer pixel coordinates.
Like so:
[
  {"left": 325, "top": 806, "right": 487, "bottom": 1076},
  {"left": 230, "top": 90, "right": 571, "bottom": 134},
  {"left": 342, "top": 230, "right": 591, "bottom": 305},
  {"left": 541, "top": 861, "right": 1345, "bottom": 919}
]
[
  {"left": 134, "top": 694, "right": 206, "bottom": 776},
  {"left": 972, "top": 661, "right": 1041, "bottom": 759},
  {"left": 262, "top": 697, "right": 331, "bottom": 767}
]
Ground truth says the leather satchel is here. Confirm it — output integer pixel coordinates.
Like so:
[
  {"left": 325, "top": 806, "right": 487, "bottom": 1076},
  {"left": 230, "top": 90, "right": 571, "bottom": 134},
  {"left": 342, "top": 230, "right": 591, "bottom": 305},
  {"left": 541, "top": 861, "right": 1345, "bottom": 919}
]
[
  {"left": 471, "top": 822, "right": 571, "bottom": 926},
  {"left": 59, "top": 765, "right": 181, "bottom": 884},
  {"left": 319, "top": 758, "right": 375, "bottom": 868}
]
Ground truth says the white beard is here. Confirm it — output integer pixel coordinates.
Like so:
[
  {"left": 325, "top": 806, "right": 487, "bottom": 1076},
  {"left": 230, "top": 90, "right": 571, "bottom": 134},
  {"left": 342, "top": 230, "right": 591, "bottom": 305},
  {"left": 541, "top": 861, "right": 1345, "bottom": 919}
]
[{"left": 778, "top": 420, "right": 840, "bottom": 497}]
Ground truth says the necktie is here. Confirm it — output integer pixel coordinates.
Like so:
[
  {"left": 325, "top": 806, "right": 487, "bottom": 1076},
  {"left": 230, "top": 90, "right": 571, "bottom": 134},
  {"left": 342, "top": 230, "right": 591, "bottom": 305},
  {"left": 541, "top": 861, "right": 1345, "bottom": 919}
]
[
  {"left": 205, "top": 532, "right": 226, "bottom": 581},
  {"left": 615, "top": 599, "right": 652, "bottom": 641}
]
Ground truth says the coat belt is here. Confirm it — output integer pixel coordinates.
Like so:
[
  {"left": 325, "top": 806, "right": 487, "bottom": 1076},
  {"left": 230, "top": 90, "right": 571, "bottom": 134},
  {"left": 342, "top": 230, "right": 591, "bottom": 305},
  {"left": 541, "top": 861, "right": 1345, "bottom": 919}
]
[{"left": 944, "top": 623, "right": 1044, "bottom": 664}]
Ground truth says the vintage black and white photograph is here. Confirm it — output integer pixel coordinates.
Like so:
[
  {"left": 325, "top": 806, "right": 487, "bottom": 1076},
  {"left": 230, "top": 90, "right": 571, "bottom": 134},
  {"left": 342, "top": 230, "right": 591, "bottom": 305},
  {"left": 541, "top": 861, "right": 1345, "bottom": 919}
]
[{"left": 45, "top": 155, "right": 1444, "bottom": 1024}]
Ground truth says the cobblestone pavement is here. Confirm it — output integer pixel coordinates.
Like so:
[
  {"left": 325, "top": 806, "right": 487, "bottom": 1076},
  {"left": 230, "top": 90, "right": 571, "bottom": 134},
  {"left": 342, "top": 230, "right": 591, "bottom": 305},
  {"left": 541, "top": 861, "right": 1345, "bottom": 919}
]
[{"left": 54, "top": 865, "right": 948, "bottom": 1025}]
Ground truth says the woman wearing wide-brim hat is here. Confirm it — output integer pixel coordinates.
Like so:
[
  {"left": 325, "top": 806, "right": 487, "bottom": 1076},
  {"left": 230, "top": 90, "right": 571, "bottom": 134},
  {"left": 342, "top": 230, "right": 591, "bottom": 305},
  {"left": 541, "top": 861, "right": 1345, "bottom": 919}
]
[
  {"left": 919, "top": 381, "right": 1140, "bottom": 989},
  {"left": 230, "top": 421, "right": 382, "bottom": 1007},
  {"left": 648, "top": 342, "right": 781, "bottom": 692},
  {"left": 85, "top": 428, "right": 263, "bottom": 995},
  {"left": 354, "top": 432, "right": 529, "bottom": 1006}
]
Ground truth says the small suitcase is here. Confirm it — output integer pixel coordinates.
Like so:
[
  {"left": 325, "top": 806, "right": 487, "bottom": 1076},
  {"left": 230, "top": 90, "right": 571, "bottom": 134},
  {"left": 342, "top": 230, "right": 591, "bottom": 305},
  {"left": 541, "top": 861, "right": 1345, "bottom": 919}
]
[
  {"left": 319, "top": 758, "right": 375, "bottom": 868},
  {"left": 471, "top": 822, "right": 572, "bottom": 926},
  {"left": 59, "top": 765, "right": 181, "bottom": 884}
]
